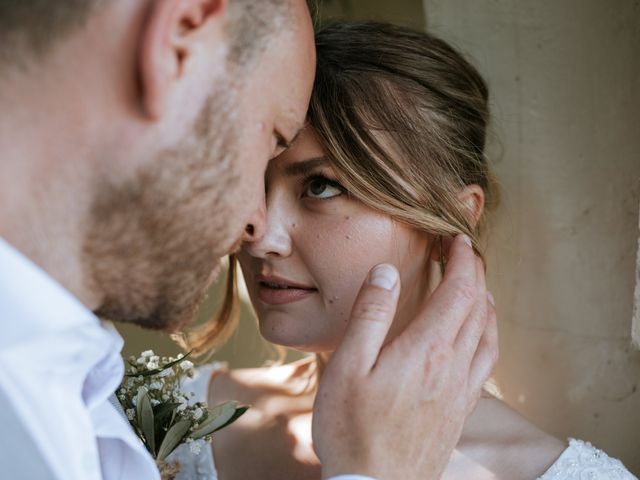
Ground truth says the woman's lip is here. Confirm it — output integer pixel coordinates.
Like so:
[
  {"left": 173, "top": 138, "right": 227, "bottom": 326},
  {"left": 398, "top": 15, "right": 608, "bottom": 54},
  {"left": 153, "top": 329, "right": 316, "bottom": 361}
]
[
  {"left": 257, "top": 284, "right": 317, "bottom": 305},
  {"left": 255, "top": 274, "right": 315, "bottom": 290}
]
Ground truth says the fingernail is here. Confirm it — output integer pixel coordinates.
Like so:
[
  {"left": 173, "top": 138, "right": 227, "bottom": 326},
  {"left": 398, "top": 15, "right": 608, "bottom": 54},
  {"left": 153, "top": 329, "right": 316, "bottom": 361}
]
[
  {"left": 461, "top": 234, "right": 472, "bottom": 248},
  {"left": 369, "top": 264, "right": 398, "bottom": 290},
  {"left": 487, "top": 292, "right": 495, "bottom": 306}
]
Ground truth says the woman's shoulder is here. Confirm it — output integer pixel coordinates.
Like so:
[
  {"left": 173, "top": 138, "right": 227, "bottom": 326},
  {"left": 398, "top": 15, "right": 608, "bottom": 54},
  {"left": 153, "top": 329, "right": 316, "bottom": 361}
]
[
  {"left": 458, "top": 397, "right": 636, "bottom": 479},
  {"left": 456, "top": 396, "right": 567, "bottom": 479},
  {"left": 539, "top": 438, "right": 637, "bottom": 480},
  {"left": 208, "top": 356, "right": 317, "bottom": 407}
]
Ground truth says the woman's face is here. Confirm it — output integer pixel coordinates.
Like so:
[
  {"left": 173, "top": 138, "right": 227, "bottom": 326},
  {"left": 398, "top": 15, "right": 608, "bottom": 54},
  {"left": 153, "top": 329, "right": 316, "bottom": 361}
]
[{"left": 238, "top": 128, "right": 433, "bottom": 353}]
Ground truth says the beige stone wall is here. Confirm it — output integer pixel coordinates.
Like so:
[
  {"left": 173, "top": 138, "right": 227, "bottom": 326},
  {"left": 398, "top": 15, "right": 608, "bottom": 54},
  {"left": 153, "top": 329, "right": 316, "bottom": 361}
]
[
  {"left": 634, "top": 205, "right": 640, "bottom": 347},
  {"left": 422, "top": 0, "right": 640, "bottom": 472}
]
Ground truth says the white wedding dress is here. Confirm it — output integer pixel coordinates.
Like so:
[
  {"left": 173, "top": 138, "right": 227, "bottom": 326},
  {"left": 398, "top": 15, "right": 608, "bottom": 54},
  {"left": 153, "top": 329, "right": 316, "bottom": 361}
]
[{"left": 168, "top": 365, "right": 637, "bottom": 480}]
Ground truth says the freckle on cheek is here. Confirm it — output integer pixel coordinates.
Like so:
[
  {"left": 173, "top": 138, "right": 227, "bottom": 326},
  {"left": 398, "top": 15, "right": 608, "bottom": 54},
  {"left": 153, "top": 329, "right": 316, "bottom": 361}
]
[
  {"left": 292, "top": 223, "right": 296, "bottom": 228},
  {"left": 345, "top": 216, "right": 351, "bottom": 220},
  {"left": 345, "top": 235, "right": 351, "bottom": 240}
]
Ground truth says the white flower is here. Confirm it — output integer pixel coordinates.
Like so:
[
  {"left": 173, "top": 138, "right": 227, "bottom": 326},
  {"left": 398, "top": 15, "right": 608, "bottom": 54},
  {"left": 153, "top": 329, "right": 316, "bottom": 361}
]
[
  {"left": 176, "top": 396, "right": 189, "bottom": 412},
  {"left": 180, "top": 360, "right": 194, "bottom": 371},
  {"left": 149, "top": 381, "right": 163, "bottom": 391},
  {"left": 158, "top": 367, "right": 173, "bottom": 378},
  {"left": 150, "top": 355, "right": 160, "bottom": 363},
  {"left": 192, "top": 408, "right": 203, "bottom": 421},
  {"left": 146, "top": 361, "right": 159, "bottom": 370},
  {"left": 151, "top": 399, "right": 160, "bottom": 406},
  {"left": 141, "top": 350, "right": 154, "bottom": 358},
  {"left": 126, "top": 409, "right": 135, "bottom": 421}
]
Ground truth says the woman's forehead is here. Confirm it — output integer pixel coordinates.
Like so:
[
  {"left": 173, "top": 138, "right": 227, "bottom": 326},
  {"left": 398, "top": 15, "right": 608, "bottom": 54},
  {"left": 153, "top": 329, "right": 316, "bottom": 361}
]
[{"left": 270, "top": 128, "right": 327, "bottom": 171}]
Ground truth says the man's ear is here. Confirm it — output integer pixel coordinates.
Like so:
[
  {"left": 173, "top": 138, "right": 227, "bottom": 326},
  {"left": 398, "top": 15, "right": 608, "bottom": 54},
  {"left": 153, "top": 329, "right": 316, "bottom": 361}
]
[
  {"left": 138, "top": 0, "right": 227, "bottom": 119},
  {"left": 457, "top": 184, "right": 485, "bottom": 228}
]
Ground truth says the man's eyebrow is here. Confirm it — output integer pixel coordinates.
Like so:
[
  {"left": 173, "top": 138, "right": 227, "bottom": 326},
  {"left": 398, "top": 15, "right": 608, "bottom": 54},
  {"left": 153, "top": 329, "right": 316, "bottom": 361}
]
[{"left": 283, "top": 156, "right": 329, "bottom": 176}]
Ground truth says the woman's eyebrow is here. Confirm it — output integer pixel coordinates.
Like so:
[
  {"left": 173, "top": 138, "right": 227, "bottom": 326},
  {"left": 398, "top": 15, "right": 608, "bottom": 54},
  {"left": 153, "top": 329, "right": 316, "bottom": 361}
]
[{"left": 283, "top": 156, "right": 329, "bottom": 177}]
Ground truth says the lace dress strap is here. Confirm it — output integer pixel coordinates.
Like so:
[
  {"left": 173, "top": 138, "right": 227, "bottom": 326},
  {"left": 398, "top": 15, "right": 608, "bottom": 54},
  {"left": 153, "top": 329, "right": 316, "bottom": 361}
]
[
  {"left": 538, "top": 438, "right": 637, "bottom": 480},
  {"left": 168, "top": 362, "right": 227, "bottom": 480}
]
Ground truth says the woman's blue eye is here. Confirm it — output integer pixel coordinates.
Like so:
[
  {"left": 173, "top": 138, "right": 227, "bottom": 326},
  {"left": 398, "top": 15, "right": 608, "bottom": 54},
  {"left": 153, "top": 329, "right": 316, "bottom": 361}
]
[{"left": 304, "top": 176, "right": 345, "bottom": 199}]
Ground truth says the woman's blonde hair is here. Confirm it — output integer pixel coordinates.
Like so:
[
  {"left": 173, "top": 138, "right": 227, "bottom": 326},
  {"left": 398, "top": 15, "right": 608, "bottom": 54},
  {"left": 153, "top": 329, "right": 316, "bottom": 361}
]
[{"left": 185, "top": 21, "right": 499, "bottom": 357}]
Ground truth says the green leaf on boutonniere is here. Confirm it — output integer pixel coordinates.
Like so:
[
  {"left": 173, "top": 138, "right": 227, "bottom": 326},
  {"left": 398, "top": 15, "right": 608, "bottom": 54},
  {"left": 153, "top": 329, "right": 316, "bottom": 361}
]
[
  {"left": 156, "top": 420, "right": 191, "bottom": 461},
  {"left": 153, "top": 402, "right": 181, "bottom": 425},
  {"left": 153, "top": 402, "right": 180, "bottom": 449},
  {"left": 189, "top": 401, "right": 246, "bottom": 440},
  {"left": 214, "top": 406, "right": 249, "bottom": 433},
  {"left": 136, "top": 388, "right": 156, "bottom": 455}
]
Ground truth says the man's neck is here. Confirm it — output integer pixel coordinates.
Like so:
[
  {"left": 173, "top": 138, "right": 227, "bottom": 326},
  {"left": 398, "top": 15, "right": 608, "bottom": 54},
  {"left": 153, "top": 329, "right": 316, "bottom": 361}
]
[{"left": 0, "top": 68, "right": 102, "bottom": 311}]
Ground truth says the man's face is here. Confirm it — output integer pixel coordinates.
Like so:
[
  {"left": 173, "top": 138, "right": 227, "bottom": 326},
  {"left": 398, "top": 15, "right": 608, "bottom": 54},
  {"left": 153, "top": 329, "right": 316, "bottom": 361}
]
[{"left": 87, "top": 1, "right": 316, "bottom": 333}]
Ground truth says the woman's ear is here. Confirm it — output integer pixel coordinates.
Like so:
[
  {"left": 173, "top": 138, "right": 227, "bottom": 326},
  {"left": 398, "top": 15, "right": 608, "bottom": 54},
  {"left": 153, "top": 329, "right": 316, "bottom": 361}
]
[
  {"left": 138, "top": 0, "right": 227, "bottom": 119},
  {"left": 457, "top": 184, "right": 485, "bottom": 228}
]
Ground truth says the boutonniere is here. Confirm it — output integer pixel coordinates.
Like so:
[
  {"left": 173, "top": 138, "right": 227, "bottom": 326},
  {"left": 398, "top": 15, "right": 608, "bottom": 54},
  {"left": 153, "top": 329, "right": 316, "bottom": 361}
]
[{"left": 117, "top": 350, "right": 248, "bottom": 479}]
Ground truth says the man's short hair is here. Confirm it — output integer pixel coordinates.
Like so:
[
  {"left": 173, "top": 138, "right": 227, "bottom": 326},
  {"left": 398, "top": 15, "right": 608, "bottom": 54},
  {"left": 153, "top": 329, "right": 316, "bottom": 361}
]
[
  {"left": 226, "top": 0, "right": 290, "bottom": 67},
  {"left": 0, "top": 0, "right": 291, "bottom": 68},
  {"left": 0, "top": 0, "right": 103, "bottom": 65}
]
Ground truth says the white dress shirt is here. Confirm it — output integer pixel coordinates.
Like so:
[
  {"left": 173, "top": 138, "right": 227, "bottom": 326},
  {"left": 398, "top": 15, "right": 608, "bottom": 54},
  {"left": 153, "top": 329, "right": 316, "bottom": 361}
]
[
  {"left": 0, "top": 238, "right": 376, "bottom": 480},
  {"left": 0, "top": 238, "right": 159, "bottom": 480}
]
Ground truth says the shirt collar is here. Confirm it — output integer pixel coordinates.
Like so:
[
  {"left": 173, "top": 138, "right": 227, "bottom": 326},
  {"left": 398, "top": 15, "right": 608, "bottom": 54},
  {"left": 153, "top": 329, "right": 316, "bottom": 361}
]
[
  {"left": 0, "top": 237, "right": 102, "bottom": 349},
  {"left": 0, "top": 237, "right": 125, "bottom": 407}
]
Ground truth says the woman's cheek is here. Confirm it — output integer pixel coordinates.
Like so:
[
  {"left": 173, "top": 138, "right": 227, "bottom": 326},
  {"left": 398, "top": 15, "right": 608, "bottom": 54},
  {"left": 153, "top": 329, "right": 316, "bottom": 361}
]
[{"left": 305, "top": 213, "right": 398, "bottom": 330}]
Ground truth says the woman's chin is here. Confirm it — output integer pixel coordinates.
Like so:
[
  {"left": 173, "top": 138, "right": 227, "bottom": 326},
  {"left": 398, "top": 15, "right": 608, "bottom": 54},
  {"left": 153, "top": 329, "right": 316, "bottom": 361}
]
[{"left": 258, "top": 320, "right": 340, "bottom": 353}]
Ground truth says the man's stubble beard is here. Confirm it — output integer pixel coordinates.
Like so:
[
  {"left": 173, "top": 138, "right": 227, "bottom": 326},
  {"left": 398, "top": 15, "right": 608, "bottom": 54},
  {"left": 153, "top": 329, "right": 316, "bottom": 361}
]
[{"left": 85, "top": 85, "right": 244, "bottom": 333}]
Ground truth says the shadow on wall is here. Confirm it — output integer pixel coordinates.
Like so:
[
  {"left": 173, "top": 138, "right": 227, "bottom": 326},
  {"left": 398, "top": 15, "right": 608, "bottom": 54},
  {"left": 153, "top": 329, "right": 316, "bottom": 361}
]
[{"left": 317, "top": 0, "right": 425, "bottom": 30}]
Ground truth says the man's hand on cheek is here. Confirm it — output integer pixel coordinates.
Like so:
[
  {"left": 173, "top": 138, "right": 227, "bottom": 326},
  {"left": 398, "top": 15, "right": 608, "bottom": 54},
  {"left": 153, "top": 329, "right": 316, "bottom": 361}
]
[{"left": 312, "top": 235, "right": 498, "bottom": 480}]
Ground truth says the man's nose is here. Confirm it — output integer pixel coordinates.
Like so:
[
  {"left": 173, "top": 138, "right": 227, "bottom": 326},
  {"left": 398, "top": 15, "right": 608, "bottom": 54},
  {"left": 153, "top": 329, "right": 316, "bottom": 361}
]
[{"left": 242, "top": 200, "right": 267, "bottom": 243}]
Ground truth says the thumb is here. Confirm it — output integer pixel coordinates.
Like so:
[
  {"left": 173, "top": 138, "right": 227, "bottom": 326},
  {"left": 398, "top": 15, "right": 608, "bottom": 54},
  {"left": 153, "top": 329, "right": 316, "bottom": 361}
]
[{"left": 331, "top": 264, "right": 401, "bottom": 374}]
